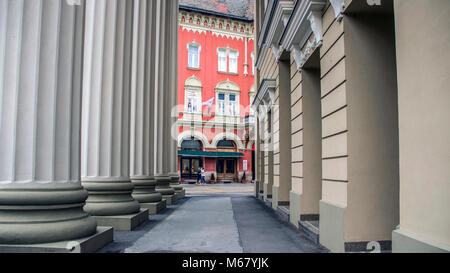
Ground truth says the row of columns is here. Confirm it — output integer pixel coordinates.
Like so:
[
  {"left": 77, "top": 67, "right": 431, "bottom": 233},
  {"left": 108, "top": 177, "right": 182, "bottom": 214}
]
[{"left": 0, "top": 0, "right": 181, "bottom": 249}]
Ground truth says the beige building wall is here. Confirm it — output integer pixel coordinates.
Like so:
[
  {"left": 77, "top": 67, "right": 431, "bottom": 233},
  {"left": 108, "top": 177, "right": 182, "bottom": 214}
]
[
  {"left": 320, "top": 1, "right": 400, "bottom": 252},
  {"left": 260, "top": 50, "right": 278, "bottom": 199},
  {"left": 392, "top": 0, "right": 450, "bottom": 252},
  {"left": 290, "top": 53, "right": 304, "bottom": 227},
  {"left": 318, "top": 4, "right": 349, "bottom": 252},
  {"left": 273, "top": 58, "right": 292, "bottom": 209}
]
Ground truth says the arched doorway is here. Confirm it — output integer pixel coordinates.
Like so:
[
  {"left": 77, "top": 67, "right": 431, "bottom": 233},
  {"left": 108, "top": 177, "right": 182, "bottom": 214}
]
[
  {"left": 216, "top": 140, "right": 237, "bottom": 182},
  {"left": 180, "top": 138, "right": 203, "bottom": 180}
]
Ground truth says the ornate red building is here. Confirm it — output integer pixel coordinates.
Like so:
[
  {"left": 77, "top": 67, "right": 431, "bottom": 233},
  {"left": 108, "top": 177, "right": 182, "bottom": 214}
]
[{"left": 177, "top": 0, "right": 255, "bottom": 183}]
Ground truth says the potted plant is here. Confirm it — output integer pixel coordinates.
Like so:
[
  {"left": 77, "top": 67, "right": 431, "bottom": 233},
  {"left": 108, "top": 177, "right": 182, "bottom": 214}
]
[
  {"left": 210, "top": 173, "right": 215, "bottom": 184},
  {"left": 241, "top": 172, "right": 246, "bottom": 183}
]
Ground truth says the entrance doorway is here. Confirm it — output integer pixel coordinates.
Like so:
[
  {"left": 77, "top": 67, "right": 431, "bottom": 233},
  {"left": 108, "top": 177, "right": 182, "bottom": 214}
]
[
  {"left": 181, "top": 157, "right": 202, "bottom": 180},
  {"left": 216, "top": 158, "right": 236, "bottom": 181}
]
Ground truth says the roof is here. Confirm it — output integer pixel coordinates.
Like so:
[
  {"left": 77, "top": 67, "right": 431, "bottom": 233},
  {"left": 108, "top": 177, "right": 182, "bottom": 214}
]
[{"left": 179, "top": 0, "right": 255, "bottom": 21}]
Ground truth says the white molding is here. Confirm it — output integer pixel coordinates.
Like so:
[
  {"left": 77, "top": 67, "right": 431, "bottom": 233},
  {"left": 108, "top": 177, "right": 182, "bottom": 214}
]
[
  {"left": 211, "top": 132, "right": 245, "bottom": 150},
  {"left": 329, "top": 0, "right": 345, "bottom": 21},
  {"left": 266, "top": 1, "right": 294, "bottom": 61},
  {"left": 252, "top": 79, "right": 276, "bottom": 115},
  {"left": 308, "top": 10, "right": 323, "bottom": 45},
  {"left": 178, "top": 130, "right": 211, "bottom": 149},
  {"left": 291, "top": 44, "right": 305, "bottom": 71},
  {"left": 179, "top": 10, "right": 254, "bottom": 41},
  {"left": 176, "top": 119, "right": 247, "bottom": 130},
  {"left": 184, "top": 75, "right": 202, "bottom": 88},
  {"left": 280, "top": 0, "right": 326, "bottom": 71}
]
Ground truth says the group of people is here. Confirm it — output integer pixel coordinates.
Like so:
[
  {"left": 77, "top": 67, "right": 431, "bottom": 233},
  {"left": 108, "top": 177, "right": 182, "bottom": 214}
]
[{"left": 196, "top": 167, "right": 206, "bottom": 185}]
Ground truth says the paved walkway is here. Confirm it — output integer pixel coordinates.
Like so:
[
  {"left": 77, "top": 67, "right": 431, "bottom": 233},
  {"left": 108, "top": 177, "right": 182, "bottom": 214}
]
[{"left": 99, "top": 184, "right": 327, "bottom": 253}]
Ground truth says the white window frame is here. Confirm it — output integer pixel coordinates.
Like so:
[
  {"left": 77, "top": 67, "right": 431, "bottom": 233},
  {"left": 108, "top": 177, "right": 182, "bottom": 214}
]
[
  {"left": 187, "top": 41, "right": 201, "bottom": 69},
  {"left": 217, "top": 47, "right": 239, "bottom": 74},
  {"left": 228, "top": 51, "right": 238, "bottom": 74},
  {"left": 217, "top": 93, "right": 226, "bottom": 115},
  {"left": 215, "top": 91, "right": 240, "bottom": 117},
  {"left": 218, "top": 48, "right": 227, "bottom": 72},
  {"left": 185, "top": 89, "right": 201, "bottom": 113}
]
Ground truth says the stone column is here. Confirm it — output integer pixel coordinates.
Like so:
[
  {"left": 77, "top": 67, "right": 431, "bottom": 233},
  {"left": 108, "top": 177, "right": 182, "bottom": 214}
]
[
  {"left": 168, "top": 0, "right": 185, "bottom": 201},
  {"left": 0, "top": 0, "right": 112, "bottom": 252},
  {"left": 154, "top": 0, "right": 176, "bottom": 205},
  {"left": 81, "top": 0, "right": 148, "bottom": 231},
  {"left": 129, "top": 0, "right": 166, "bottom": 215}
]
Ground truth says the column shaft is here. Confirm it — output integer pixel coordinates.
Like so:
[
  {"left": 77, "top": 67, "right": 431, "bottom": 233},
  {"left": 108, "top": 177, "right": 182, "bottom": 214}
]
[
  {"left": 81, "top": 0, "right": 140, "bottom": 216},
  {"left": 0, "top": 0, "right": 97, "bottom": 244},
  {"left": 154, "top": 0, "right": 175, "bottom": 196},
  {"left": 130, "top": 0, "right": 163, "bottom": 204}
]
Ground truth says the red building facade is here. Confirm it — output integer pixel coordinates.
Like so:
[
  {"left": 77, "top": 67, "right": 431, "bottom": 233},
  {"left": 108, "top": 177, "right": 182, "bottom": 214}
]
[{"left": 177, "top": 4, "right": 255, "bottom": 183}]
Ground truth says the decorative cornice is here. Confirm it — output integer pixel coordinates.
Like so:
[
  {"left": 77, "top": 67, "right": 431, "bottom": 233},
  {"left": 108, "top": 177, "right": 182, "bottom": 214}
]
[
  {"left": 252, "top": 79, "right": 276, "bottom": 114},
  {"left": 263, "top": 1, "right": 294, "bottom": 63},
  {"left": 291, "top": 44, "right": 305, "bottom": 71},
  {"left": 179, "top": 10, "right": 254, "bottom": 41},
  {"left": 280, "top": 0, "right": 326, "bottom": 71}
]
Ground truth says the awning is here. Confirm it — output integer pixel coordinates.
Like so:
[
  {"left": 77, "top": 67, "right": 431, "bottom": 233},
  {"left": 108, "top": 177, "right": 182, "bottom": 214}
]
[{"left": 178, "top": 150, "right": 245, "bottom": 158}]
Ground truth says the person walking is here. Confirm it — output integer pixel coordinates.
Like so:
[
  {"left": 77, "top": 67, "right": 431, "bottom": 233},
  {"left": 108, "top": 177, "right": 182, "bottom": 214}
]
[
  {"left": 196, "top": 167, "right": 201, "bottom": 185},
  {"left": 200, "top": 167, "right": 206, "bottom": 185}
]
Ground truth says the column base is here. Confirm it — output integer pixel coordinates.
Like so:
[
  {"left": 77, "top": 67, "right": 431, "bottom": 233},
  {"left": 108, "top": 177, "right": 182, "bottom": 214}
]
[
  {"left": 0, "top": 226, "right": 113, "bottom": 253},
  {"left": 289, "top": 191, "right": 301, "bottom": 228},
  {"left": 162, "top": 195, "right": 175, "bottom": 206},
  {"left": 272, "top": 185, "right": 279, "bottom": 210},
  {"left": 254, "top": 180, "right": 260, "bottom": 197},
  {"left": 139, "top": 200, "right": 166, "bottom": 214},
  {"left": 94, "top": 209, "right": 149, "bottom": 231},
  {"left": 319, "top": 200, "right": 345, "bottom": 252},
  {"left": 392, "top": 228, "right": 450, "bottom": 253},
  {"left": 174, "top": 189, "right": 185, "bottom": 201}
]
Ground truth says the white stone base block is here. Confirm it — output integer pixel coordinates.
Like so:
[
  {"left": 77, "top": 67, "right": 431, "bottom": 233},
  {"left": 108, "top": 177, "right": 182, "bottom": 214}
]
[
  {"left": 175, "top": 189, "right": 185, "bottom": 201},
  {"left": 162, "top": 195, "right": 175, "bottom": 206},
  {"left": 0, "top": 227, "right": 113, "bottom": 253},
  {"left": 392, "top": 229, "right": 450, "bottom": 253},
  {"left": 140, "top": 200, "right": 166, "bottom": 214},
  {"left": 94, "top": 209, "right": 149, "bottom": 231}
]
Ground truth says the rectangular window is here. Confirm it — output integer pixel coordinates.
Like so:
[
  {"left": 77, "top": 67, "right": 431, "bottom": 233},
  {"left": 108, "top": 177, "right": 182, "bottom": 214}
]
[
  {"left": 218, "top": 49, "right": 227, "bottom": 72},
  {"left": 229, "top": 51, "right": 238, "bottom": 73},
  {"left": 188, "top": 45, "right": 199, "bottom": 68},
  {"left": 228, "top": 94, "right": 237, "bottom": 116},
  {"left": 218, "top": 93, "right": 225, "bottom": 115},
  {"left": 186, "top": 90, "right": 200, "bottom": 113}
]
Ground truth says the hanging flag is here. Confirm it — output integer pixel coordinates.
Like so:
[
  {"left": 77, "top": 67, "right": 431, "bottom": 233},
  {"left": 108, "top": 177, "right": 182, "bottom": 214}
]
[{"left": 202, "top": 97, "right": 214, "bottom": 106}]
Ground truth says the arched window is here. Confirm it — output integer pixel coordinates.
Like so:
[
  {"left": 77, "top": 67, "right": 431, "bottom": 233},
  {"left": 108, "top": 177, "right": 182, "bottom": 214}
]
[
  {"left": 181, "top": 138, "right": 203, "bottom": 151},
  {"left": 217, "top": 140, "right": 235, "bottom": 148},
  {"left": 217, "top": 139, "right": 236, "bottom": 152},
  {"left": 184, "top": 76, "right": 202, "bottom": 113}
]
